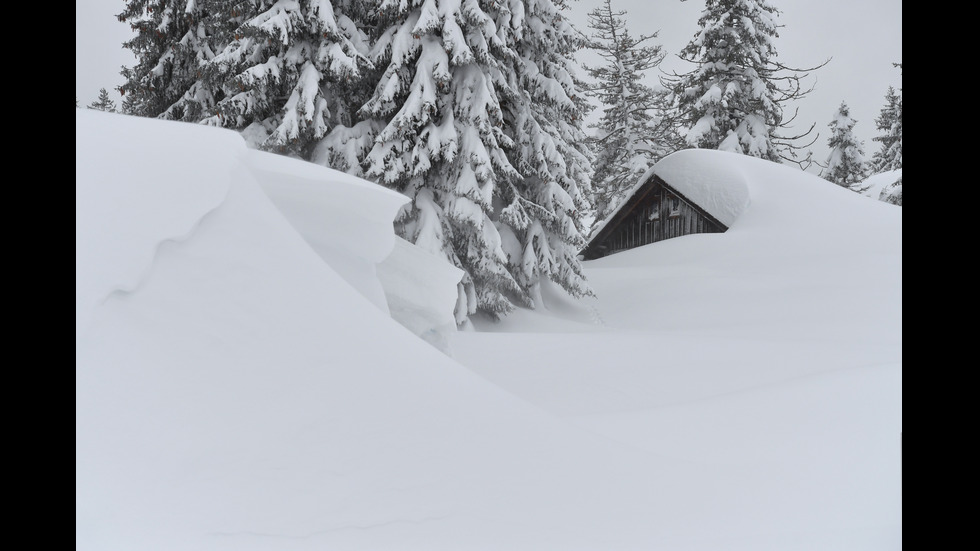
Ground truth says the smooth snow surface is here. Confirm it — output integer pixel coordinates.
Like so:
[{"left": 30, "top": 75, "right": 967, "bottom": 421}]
[{"left": 76, "top": 110, "right": 901, "bottom": 550}]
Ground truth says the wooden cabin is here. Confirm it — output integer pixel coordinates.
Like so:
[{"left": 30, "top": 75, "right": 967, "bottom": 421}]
[{"left": 580, "top": 174, "right": 728, "bottom": 260}]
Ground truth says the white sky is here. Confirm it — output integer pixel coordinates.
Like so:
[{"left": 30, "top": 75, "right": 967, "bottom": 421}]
[
  {"left": 76, "top": 109, "right": 902, "bottom": 550},
  {"left": 75, "top": 0, "right": 901, "bottom": 173}
]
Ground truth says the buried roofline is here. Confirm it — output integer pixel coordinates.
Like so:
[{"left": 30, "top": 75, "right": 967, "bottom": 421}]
[{"left": 581, "top": 173, "right": 728, "bottom": 258}]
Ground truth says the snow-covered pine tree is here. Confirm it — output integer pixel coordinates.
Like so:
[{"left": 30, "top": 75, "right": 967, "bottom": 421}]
[
  {"left": 819, "top": 101, "right": 866, "bottom": 188},
  {"left": 583, "top": 0, "right": 672, "bottom": 226},
  {"left": 662, "top": 0, "right": 825, "bottom": 165},
  {"left": 88, "top": 88, "right": 118, "bottom": 112},
  {"left": 117, "top": 0, "right": 595, "bottom": 324},
  {"left": 117, "top": 1, "right": 215, "bottom": 118},
  {"left": 870, "top": 64, "right": 902, "bottom": 173},
  {"left": 491, "top": 0, "right": 595, "bottom": 310},
  {"left": 173, "top": 1, "right": 371, "bottom": 160},
  {"left": 359, "top": 0, "right": 530, "bottom": 323},
  {"left": 866, "top": 64, "right": 902, "bottom": 206},
  {"left": 360, "top": 0, "right": 594, "bottom": 323}
]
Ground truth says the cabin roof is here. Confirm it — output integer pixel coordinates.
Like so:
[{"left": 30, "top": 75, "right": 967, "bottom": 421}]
[
  {"left": 581, "top": 173, "right": 727, "bottom": 260},
  {"left": 589, "top": 150, "right": 752, "bottom": 239}
]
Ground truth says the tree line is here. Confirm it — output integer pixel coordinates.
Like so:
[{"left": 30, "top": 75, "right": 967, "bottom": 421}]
[{"left": 80, "top": 0, "right": 902, "bottom": 323}]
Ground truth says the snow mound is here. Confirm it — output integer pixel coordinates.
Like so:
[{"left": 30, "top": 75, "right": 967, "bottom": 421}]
[
  {"left": 377, "top": 236, "right": 465, "bottom": 353},
  {"left": 450, "top": 148, "right": 901, "bottom": 550},
  {"left": 75, "top": 110, "right": 242, "bottom": 340},
  {"left": 75, "top": 111, "right": 727, "bottom": 550},
  {"left": 246, "top": 147, "right": 409, "bottom": 313}
]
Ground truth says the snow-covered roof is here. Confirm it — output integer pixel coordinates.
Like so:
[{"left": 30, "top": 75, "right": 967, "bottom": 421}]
[
  {"left": 649, "top": 149, "right": 753, "bottom": 227},
  {"left": 588, "top": 149, "right": 753, "bottom": 240},
  {"left": 588, "top": 149, "right": 899, "bottom": 245}
]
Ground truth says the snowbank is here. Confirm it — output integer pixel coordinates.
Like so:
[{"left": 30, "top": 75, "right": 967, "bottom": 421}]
[
  {"left": 246, "top": 147, "right": 409, "bottom": 313},
  {"left": 77, "top": 111, "right": 901, "bottom": 551},
  {"left": 377, "top": 236, "right": 464, "bottom": 353},
  {"left": 75, "top": 111, "right": 241, "bottom": 340},
  {"left": 75, "top": 111, "right": 723, "bottom": 550},
  {"left": 454, "top": 149, "right": 902, "bottom": 550}
]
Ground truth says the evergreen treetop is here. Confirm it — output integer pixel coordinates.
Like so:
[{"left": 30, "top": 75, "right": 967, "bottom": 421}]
[
  {"left": 583, "top": 0, "right": 674, "bottom": 227},
  {"left": 662, "top": 0, "right": 827, "bottom": 167},
  {"left": 819, "top": 101, "right": 867, "bottom": 188},
  {"left": 870, "top": 63, "right": 902, "bottom": 173},
  {"left": 117, "top": 1, "right": 212, "bottom": 118},
  {"left": 88, "top": 88, "right": 118, "bottom": 112}
]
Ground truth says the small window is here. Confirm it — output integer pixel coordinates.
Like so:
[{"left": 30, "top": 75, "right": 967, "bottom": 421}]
[{"left": 668, "top": 196, "right": 681, "bottom": 217}]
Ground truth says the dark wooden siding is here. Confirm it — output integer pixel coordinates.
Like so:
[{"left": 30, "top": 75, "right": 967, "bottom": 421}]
[{"left": 581, "top": 176, "right": 727, "bottom": 260}]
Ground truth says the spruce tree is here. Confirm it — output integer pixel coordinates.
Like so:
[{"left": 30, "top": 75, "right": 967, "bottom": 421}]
[
  {"left": 583, "top": 0, "right": 672, "bottom": 226},
  {"left": 87, "top": 88, "right": 118, "bottom": 112},
  {"left": 820, "top": 101, "right": 866, "bottom": 188},
  {"left": 492, "top": 0, "right": 595, "bottom": 311},
  {"left": 357, "top": 0, "right": 594, "bottom": 322},
  {"left": 358, "top": 0, "right": 528, "bottom": 322},
  {"left": 117, "top": 1, "right": 215, "bottom": 118},
  {"left": 870, "top": 64, "right": 902, "bottom": 173},
  {"left": 662, "top": 0, "right": 825, "bottom": 165},
  {"left": 189, "top": 1, "right": 371, "bottom": 160}
]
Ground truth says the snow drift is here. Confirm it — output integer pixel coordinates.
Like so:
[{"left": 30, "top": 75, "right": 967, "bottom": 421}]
[
  {"left": 75, "top": 111, "right": 697, "bottom": 550},
  {"left": 76, "top": 110, "right": 901, "bottom": 551}
]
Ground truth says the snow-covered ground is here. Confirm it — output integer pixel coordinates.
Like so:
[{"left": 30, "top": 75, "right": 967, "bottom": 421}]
[
  {"left": 76, "top": 110, "right": 901, "bottom": 550},
  {"left": 850, "top": 168, "right": 902, "bottom": 205}
]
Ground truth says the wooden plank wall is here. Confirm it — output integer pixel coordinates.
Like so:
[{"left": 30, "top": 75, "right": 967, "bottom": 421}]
[{"left": 605, "top": 189, "right": 720, "bottom": 255}]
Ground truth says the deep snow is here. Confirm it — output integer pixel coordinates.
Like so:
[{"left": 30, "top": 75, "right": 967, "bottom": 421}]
[{"left": 76, "top": 110, "right": 901, "bottom": 550}]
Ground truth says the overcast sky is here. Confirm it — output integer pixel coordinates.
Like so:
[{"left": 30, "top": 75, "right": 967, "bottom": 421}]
[{"left": 75, "top": 0, "right": 901, "bottom": 172}]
